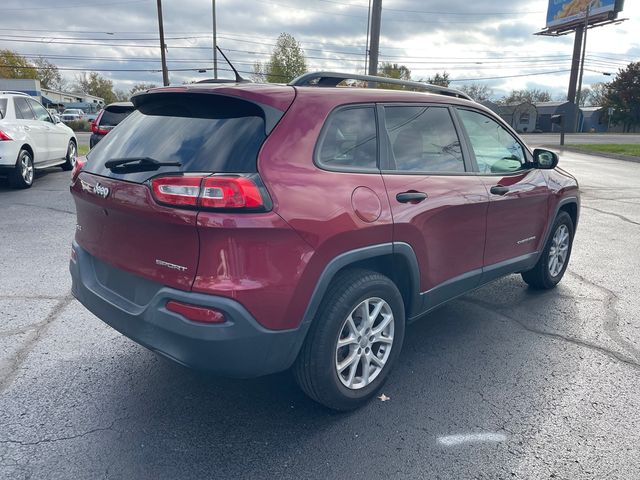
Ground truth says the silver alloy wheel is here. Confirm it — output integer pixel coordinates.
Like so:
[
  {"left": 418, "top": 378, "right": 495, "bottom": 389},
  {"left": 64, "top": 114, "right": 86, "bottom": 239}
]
[
  {"left": 20, "top": 152, "right": 34, "bottom": 185},
  {"left": 548, "top": 224, "right": 569, "bottom": 277},
  {"left": 335, "top": 297, "right": 394, "bottom": 390},
  {"left": 67, "top": 142, "right": 77, "bottom": 166}
]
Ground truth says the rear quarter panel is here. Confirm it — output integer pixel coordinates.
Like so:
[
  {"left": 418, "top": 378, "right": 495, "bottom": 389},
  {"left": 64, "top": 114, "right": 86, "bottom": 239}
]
[{"left": 256, "top": 93, "right": 394, "bottom": 330}]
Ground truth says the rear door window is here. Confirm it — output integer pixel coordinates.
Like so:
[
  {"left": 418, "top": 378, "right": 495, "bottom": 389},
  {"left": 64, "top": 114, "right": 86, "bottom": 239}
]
[
  {"left": 85, "top": 93, "right": 268, "bottom": 183},
  {"left": 316, "top": 106, "right": 378, "bottom": 171},
  {"left": 14, "top": 97, "right": 36, "bottom": 120},
  {"left": 384, "top": 106, "right": 465, "bottom": 173}
]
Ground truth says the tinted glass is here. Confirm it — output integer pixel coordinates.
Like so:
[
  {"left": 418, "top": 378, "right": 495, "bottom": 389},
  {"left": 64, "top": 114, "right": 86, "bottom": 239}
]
[
  {"left": 85, "top": 94, "right": 267, "bottom": 183},
  {"left": 99, "top": 108, "right": 134, "bottom": 127},
  {"left": 457, "top": 109, "right": 525, "bottom": 174},
  {"left": 14, "top": 97, "right": 35, "bottom": 120},
  {"left": 317, "top": 107, "right": 377, "bottom": 170},
  {"left": 28, "top": 99, "right": 52, "bottom": 122},
  {"left": 385, "top": 106, "right": 464, "bottom": 173},
  {"left": 0, "top": 99, "right": 6, "bottom": 119}
]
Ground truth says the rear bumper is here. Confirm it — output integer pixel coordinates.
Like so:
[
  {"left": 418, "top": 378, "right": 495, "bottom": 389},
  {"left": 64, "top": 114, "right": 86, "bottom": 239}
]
[
  {"left": 0, "top": 141, "right": 19, "bottom": 168},
  {"left": 69, "top": 242, "right": 305, "bottom": 378}
]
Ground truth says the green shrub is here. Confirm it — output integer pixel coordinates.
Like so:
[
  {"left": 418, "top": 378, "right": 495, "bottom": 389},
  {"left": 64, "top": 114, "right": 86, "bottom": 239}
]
[{"left": 64, "top": 120, "right": 91, "bottom": 132}]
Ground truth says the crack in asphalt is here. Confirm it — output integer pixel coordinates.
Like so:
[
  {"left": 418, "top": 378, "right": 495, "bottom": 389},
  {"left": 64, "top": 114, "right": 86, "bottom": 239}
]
[
  {"left": 0, "top": 419, "right": 119, "bottom": 447},
  {"left": 463, "top": 296, "right": 640, "bottom": 372},
  {"left": 580, "top": 205, "right": 640, "bottom": 226},
  {"left": 568, "top": 271, "right": 640, "bottom": 363},
  {"left": 0, "top": 295, "right": 73, "bottom": 394},
  {"left": 10, "top": 203, "right": 74, "bottom": 215}
]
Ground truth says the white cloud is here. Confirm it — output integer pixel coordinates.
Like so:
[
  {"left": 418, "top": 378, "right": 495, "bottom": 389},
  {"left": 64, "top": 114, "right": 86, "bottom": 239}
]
[{"left": 1, "top": 0, "right": 637, "bottom": 100}]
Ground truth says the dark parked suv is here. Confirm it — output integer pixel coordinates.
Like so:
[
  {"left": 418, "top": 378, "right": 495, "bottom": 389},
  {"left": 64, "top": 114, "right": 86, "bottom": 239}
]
[
  {"left": 89, "top": 101, "right": 135, "bottom": 148},
  {"left": 69, "top": 72, "right": 579, "bottom": 410}
]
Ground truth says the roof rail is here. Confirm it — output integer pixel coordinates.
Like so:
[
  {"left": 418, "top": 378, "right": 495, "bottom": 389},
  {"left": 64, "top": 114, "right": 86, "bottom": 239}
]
[
  {"left": 288, "top": 71, "right": 472, "bottom": 101},
  {"left": 0, "top": 91, "right": 30, "bottom": 97},
  {"left": 195, "top": 78, "right": 252, "bottom": 84}
]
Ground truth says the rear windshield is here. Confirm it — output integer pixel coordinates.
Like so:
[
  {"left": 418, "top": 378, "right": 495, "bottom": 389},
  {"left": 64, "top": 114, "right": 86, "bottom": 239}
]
[
  {"left": 0, "top": 99, "right": 6, "bottom": 119},
  {"left": 98, "top": 107, "right": 134, "bottom": 127},
  {"left": 85, "top": 93, "right": 267, "bottom": 183}
]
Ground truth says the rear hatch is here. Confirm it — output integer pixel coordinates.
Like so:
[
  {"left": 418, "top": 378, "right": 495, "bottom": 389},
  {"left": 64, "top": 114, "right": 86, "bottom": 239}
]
[
  {"left": 93, "top": 103, "right": 135, "bottom": 135},
  {"left": 71, "top": 90, "right": 288, "bottom": 291}
]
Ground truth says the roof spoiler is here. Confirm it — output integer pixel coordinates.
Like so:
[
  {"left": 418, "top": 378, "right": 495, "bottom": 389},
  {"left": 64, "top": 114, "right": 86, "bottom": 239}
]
[{"left": 288, "top": 71, "right": 472, "bottom": 101}]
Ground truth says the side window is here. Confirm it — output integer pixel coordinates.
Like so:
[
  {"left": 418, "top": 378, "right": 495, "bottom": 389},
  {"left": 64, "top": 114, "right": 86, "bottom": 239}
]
[
  {"left": 384, "top": 106, "right": 464, "bottom": 173},
  {"left": 457, "top": 109, "right": 526, "bottom": 174},
  {"left": 28, "top": 99, "right": 52, "bottom": 123},
  {"left": 317, "top": 107, "right": 377, "bottom": 170},
  {"left": 14, "top": 98, "right": 36, "bottom": 120}
]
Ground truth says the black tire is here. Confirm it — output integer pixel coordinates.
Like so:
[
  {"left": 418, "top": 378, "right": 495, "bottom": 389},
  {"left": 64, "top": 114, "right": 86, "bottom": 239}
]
[
  {"left": 61, "top": 139, "right": 77, "bottom": 171},
  {"left": 9, "top": 148, "right": 34, "bottom": 189},
  {"left": 522, "top": 211, "right": 574, "bottom": 289},
  {"left": 293, "top": 269, "right": 405, "bottom": 411}
]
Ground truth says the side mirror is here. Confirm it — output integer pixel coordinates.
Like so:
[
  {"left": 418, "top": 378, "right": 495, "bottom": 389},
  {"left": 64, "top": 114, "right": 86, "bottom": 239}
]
[{"left": 533, "top": 148, "right": 559, "bottom": 169}]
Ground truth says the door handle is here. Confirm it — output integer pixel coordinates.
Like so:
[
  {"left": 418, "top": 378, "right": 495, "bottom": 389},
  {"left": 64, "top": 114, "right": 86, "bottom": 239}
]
[
  {"left": 490, "top": 185, "right": 510, "bottom": 196},
  {"left": 24, "top": 126, "right": 30, "bottom": 131},
  {"left": 396, "top": 192, "right": 428, "bottom": 203}
]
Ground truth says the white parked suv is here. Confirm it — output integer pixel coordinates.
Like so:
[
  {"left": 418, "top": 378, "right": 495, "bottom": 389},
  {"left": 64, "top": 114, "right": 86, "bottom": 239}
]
[{"left": 0, "top": 92, "right": 77, "bottom": 188}]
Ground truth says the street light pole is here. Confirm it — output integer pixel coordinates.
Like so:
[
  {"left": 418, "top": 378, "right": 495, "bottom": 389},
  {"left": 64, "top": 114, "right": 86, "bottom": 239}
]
[
  {"left": 156, "top": 0, "right": 169, "bottom": 86},
  {"left": 212, "top": 0, "right": 218, "bottom": 79}
]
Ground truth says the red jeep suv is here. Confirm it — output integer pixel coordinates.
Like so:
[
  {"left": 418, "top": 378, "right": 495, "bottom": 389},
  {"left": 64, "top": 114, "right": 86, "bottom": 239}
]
[{"left": 69, "top": 72, "right": 579, "bottom": 410}]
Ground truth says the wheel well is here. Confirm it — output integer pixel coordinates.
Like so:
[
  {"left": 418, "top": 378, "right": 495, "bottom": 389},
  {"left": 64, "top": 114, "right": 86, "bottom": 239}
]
[
  {"left": 20, "top": 144, "right": 33, "bottom": 158},
  {"left": 334, "top": 254, "right": 415, "bottom": 316},
  {"left": 559, "top": 202, "right": 578, "bottom": 228}
]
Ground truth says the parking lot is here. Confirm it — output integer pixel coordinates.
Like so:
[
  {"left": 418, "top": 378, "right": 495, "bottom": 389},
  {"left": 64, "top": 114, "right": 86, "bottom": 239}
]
[{"left": 1, "top": 148, "right": 639, "bottom": 479}]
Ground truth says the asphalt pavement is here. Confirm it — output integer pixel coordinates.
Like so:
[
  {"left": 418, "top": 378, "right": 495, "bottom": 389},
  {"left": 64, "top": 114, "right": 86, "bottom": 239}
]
[{"left": 1, "top": 151, "right": 639, "bottom": 479}]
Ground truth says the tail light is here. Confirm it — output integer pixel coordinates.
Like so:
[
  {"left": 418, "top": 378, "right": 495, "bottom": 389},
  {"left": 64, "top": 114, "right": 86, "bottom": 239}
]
[
  {"left": 0, "top": 130, "right": 12, "bottom": 141},
  {"left": 91, "top": 111, "right": 108, "bottom": 135},
  {"left": 71, "top": 157, "right": 86, "bottom": 183},
  {"left": 150, "top": 175, "right": 269, "bottom": 211}
]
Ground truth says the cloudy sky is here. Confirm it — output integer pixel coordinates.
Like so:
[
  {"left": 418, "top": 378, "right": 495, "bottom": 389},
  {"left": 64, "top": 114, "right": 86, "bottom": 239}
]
[{"left": 2, "top": 0, "right": 638, "bottom": 100}]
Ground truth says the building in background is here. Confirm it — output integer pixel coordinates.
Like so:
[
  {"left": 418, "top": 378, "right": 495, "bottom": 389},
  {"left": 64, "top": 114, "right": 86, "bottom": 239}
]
[
  {"left": 0, "top": 78, "right": 103, "bottom": 113},
  {"left": 534, "top": 101, "right": 582, "bottom": 133},
  {"left": 480, "top": 101, "right": 538, "bottom": 133}
]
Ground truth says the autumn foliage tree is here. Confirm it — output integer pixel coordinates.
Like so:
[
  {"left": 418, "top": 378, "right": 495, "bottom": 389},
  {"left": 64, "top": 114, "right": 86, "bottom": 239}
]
[{"left": 604, "top": 62, "right": 640, "bottom": 132}]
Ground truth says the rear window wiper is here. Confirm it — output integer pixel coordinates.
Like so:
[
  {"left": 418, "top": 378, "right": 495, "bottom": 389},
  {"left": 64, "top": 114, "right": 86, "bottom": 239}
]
[{"left": 104, "top": 157, "right": 182, "bottom": 172}]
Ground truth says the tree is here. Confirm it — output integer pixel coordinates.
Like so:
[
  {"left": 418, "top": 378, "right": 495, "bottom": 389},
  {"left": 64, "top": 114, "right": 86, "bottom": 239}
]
[
  {"left": 586, "top": 82, "right": 608, "bottom": 106},
  {"left": 500, "top": 88, "right": 551, "bottom": 104},
  {"left": 604, "top": 62, "right": 640, "bottom": 132},
  {"left": 424, "top": 72, "right": 450, "bottom": 87},
  {"left": 73, "top": 72, "right": 116, "bottom": 104},
  {"left": 258, "top": 33, "right": 307, "bottom": 83},
  {"left": 130, "top": 82, "right": 157, "bottom": 95},
  {"left": 0, "top": 49, "right": 37, "bottom": 80},
  {"left": 33, "top": 57, "right": 64, "bottom": 90},
  {"left": 459, "top": 84, "right": 494, "bottom": 102},
  {"left": 378, "top": 62, "right": 411, "bottom": 89}
]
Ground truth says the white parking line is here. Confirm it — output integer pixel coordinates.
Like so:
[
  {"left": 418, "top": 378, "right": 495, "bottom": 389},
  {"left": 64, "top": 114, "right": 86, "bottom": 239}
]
[{"left": 437, "top": 432, "right": 507, "bottom": 446}]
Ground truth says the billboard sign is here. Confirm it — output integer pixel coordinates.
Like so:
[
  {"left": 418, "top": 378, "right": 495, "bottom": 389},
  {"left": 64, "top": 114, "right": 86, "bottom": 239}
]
[{"left": 546, "top": 0, "right": 622, "bottom": 30}]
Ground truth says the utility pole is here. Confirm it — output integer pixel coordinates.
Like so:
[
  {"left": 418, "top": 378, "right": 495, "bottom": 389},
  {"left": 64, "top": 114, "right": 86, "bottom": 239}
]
[
  {"left": 156, "top": 0, "right": 170, "bottom": 86},
  {"left": 367, "top": 0, "right": 382, "bottom": 78},
  {"left": 212, "top": 0, "right": 218, "bottom": 79}
]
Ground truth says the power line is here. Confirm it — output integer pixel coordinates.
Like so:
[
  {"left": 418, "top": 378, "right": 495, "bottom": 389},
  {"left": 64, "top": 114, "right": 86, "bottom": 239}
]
[{"left": 2, "top": 0, "right": 150, "bottom": 11}]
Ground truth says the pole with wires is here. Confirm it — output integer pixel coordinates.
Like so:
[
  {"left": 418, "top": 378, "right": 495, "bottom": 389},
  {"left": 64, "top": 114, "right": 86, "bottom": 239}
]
[
  {"left": 156, "top": 0, "right": 169, "bottom": 86},
  {"left": 212, "top": 0, "right": 218, "bottom": 79}
]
